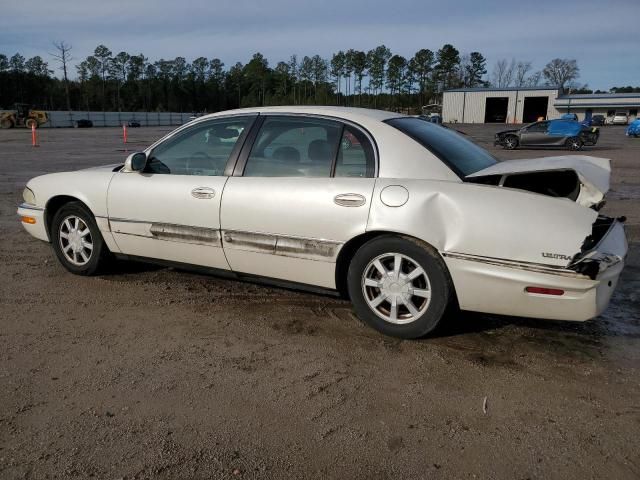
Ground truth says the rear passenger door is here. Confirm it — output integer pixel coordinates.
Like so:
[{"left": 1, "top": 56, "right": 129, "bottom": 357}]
[{"left": 220, "top": 115, "right": 377, "bottom": 289}]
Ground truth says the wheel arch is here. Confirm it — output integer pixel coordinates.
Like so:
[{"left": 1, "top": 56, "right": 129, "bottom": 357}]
[
  {"left": 334, "top": 230, "right": 454, "bottom": 300},
  {"left": 44, "top": 195, "right": 95, "bottom": 240}
]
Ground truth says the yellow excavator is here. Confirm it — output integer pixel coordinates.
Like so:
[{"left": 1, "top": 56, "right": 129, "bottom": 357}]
[{"left": 0, "top": 103, "right": 49, "bottom": 129}]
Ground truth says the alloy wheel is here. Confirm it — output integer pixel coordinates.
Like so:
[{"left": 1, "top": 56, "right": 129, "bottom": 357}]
[
  {"left": 361, "top": 252, "right": 432, "bottom": 325},
  {"left": 58, "top": 215, "right": 93, "bottom": 266}
]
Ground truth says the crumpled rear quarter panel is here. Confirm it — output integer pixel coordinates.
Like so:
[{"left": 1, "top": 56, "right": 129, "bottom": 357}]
[{"left": 367, "top": 178, "right": 598, "bottom": 268}]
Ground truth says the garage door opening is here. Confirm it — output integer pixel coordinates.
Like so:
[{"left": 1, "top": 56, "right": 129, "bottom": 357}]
[
  {"left": 522, "top": 96, "right": 549, "bottom": 123},
  {"left": 484, "top": 97, "right": 509, "bottom": 123}
]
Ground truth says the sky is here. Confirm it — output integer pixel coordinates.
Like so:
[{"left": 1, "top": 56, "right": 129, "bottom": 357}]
[{"left": 2, "top": 0, "right": 639, "bottom": 90}]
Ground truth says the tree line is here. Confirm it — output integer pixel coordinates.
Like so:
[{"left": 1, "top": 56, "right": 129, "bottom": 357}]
[
  {"left": 0, "top": 43, "right": 485, "bottom": 113},
  {"left": 0, "top": 43, "right": 631, "bottom": 114}
]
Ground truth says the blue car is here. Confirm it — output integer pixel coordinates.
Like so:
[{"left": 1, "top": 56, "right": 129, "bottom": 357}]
[
  {"left": 495, "top": 119, "right": 600, "bottom": 150},
  {"left": 627, "top": 118, "right": 640, "bottom": 137}
]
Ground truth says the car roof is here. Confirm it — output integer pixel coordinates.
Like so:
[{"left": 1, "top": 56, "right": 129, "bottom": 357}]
[{"left": 196, "top": 106, "right": 404, "bottom": 129}]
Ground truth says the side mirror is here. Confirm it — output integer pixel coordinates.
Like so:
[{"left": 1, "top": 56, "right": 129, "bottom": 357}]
[{"left": 123, "top": 152, "right": 147, "bottom": 172}]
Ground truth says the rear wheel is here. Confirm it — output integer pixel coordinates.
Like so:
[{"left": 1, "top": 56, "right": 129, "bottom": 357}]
[
  {"left": 503, "top": 135, "right": 518, "bottom": 150},
  {"left": 347, "top": 236, "right": 453, "bottom": 339},
  {"left": 0, "top": 118, "right": 13, "bottom": 129},
  {"left": 566, "top": 136, "right": 583, "bottom": 151},
  {"left": 51, "top": 202, "right": 110, "bottom": 275}
]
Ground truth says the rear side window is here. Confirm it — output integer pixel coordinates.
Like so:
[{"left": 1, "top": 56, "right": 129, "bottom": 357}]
[
  {"left": 243, "top": 117, "right": 342, "bottom": 177},
  {"left": 334, "top": 126, "right": 375, "bottom": 178},
  {"left": 385, "top": 117, "right": 496, "bottom": 177}
]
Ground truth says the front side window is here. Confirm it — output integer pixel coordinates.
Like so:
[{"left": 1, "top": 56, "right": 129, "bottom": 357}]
[
  {"left": 526, "top": 121, "right": 549, "bottom": 132},
  {"left": 146, "top": 116, "right": 253, "bottom": 175},
  {"left": 243, "top": 117, "right": 342, "bottom": 177},
  {"left": 385, "top": 117, "right": 496, "bottom": 177}
]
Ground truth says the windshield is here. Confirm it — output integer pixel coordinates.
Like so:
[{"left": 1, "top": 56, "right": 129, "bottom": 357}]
[{"left": 385, "top": 117, "right": 497, "bottom": 177}]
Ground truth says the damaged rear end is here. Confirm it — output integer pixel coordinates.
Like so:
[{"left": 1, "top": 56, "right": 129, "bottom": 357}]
[{"left": 457, "top": 155, "right": 628, "bottom": 321}]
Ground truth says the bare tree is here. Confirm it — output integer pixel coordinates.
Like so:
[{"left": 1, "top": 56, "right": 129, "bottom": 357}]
[
  {"left": 526, "top": 71, "right": 542, "bottom": 87},
  {"left": 514, "top": 61, "right": 532, "bottom": 87},
  {"left": 543, "top": 58, "right": 579, "bottom": 90},
  {"left": 51, "top": 41, "right": 72, "bottom": 111},
  {"left": 491, "top": 58, "right": 515, "bottom": 87}
]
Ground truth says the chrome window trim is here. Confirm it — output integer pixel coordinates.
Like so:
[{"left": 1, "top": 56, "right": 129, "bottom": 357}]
[{"left": 143, "top": 113, "right": 261, "bottom": 155}]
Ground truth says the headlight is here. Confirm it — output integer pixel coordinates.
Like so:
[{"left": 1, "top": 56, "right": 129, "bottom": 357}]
[{"left": 22, "top": 187, "right": 36, "bottom": 205}]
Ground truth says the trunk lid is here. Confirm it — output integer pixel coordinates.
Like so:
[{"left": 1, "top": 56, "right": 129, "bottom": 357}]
[{"left": 467, "top": 155, "right": 610, "bottom": 208}]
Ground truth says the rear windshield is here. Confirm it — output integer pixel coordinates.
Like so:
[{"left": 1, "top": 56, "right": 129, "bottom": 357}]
[{"left": 385, "top": 117, "right": 497, "bottom": 177}]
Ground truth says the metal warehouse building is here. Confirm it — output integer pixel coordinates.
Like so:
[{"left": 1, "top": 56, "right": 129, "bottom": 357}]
[{"left": 443, "top": 87, "right": 640, "bottom": 124}]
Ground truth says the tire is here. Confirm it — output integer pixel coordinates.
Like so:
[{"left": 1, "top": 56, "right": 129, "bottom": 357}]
[
  {"left": 347, "top": 235, "right": 454, "bottom": 339},
  {"left": 566, "top": 136, "right": 583, "bottom": 151},
  {"left": 1, "top": 118, "right": 13, "bottom": 129},
  {"left": 51, "top": 201, "right": 110, "bottom": 275},
  {"left": 503, "top": 135, "right": 518, "bottom": 150},
  {"left": 25, "top": 118, "right": 37, "bottom": 129}
]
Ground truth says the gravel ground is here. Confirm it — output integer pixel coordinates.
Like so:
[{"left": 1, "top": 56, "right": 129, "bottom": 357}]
[{"left": 1, "top": 124, "right": 639, "bottom": 479}]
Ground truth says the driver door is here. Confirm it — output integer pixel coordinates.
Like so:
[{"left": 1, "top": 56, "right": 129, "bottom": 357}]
[
  {"left": 519, "top": 121, "right": 550, "bottom": 146},
  {"left": 107, "top": 115, "right": 256, "bottom": 269}
]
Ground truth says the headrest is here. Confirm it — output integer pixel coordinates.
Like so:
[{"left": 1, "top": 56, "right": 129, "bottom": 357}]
[{"left": 272, "top": 146, "right": 300, "bottom": 162}]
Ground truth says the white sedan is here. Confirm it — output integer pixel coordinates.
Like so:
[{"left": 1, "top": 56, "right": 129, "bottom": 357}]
[{"left": 18, "top": 107, "right": 628, "bottom": 338}]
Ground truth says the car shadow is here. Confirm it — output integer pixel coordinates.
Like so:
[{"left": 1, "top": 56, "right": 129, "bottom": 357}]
[
  {"left": 99, "top": 258, "right": 164, "bottom": 275},
  {"left": 432, "top": 307, "right": 639, "bottom": 341}
]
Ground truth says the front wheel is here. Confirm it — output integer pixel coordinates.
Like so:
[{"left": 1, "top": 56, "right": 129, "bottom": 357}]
[
  {"left": 503, "top": 135, "right": 518, "bottom": 150},
  {"left": 25, "top": 118, "right": 38, "bottom": 129},
  {"left": 566, "top": 136, "right": 583, "bottom": 151},
  {"left": 51, "top": 202, "right": 110, "bottom": 275},
  {"left": 347, "top": 236, "right": 454, "bottom": 339}
]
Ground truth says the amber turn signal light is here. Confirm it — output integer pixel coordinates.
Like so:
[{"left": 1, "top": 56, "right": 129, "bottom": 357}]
[{"left": 21, "top": 216, "right": 36, "bottom": 224}]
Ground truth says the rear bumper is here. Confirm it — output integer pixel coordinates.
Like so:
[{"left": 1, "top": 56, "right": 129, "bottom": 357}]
[
  {"left": 17, "top": 203, "right": 49, "bottom": 242},
  {"left": 443, "top": 222, "right": 627, "bottom": 321}
]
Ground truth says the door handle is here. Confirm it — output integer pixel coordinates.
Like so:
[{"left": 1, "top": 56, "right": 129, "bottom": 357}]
[
  {"left": 334, "top": 193, "right": 366, "bottom": 207},
  {"left": 191, "top": 187, "right": 216, "bottom": 199}
]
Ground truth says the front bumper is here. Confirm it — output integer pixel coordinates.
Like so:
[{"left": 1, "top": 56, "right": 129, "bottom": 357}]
[
  {"left": 443, "top": 221, "right": 627, "bottom": 321},
  {"left": 17, "top": 203, "right": 49, "bottom": 242}
]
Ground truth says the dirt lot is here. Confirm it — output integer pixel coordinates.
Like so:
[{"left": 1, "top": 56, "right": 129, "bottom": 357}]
[{"left": 1, "top": 124, "right": 639, "bottom": 479}]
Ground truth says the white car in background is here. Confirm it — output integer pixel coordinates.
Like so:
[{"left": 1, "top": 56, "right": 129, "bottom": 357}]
[
  {"left": 612, "top": 112, "right": 629, "bottom": 125},
  {"left": 17, "top": 107, "right": 628, "bottom": 338}
]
